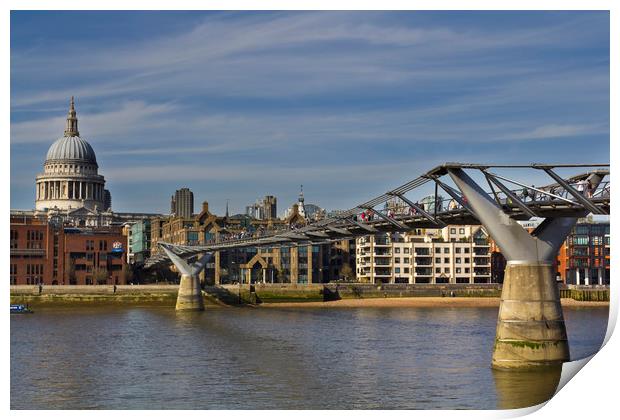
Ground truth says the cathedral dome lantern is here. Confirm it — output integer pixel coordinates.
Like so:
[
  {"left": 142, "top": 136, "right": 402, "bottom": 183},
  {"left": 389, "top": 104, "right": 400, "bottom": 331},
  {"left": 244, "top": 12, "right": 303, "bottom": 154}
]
[
  {"left": 35, "top": 97, "right": 110, "bottom": 213},
  {"left": 45, "top": 97, "right": 98, "bottom": 165}
]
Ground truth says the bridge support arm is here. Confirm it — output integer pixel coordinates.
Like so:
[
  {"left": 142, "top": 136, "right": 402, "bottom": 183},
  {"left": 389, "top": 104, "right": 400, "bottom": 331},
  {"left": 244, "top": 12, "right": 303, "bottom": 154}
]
[
  {"left": 446, "top": 168, "right": 571, "bottom": 369},
  {"left": 160, "top": 244, "right": 209, "bottom": 311}
]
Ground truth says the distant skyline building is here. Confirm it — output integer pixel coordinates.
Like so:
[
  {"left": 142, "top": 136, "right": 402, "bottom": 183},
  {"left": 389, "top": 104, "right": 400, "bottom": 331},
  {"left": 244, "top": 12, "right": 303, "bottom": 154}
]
[
  {"left": 103, "top": 189, "right": 112, "bottom": 211},
  {"left": 284, "top": 185, "right": 325, "bottom": 221},
  {"left": 245, "top": 195, "right": 278, "bottom": 220},
  {"left": 171, "top": 188, "right": 194, "bottom": 218}
]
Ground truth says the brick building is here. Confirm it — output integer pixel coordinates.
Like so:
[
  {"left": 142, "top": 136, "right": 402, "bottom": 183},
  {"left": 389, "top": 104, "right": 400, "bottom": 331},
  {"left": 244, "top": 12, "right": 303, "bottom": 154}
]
[
  {"left": 10, "top": 214, "right": 128, "bottom": 285},
  {"left": 559, "top": 221, "right": 610, "bottom": 285}
]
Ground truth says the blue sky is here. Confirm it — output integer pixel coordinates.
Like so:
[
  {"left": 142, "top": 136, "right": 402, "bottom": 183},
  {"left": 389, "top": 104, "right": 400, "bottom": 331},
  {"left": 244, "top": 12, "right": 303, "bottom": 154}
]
[{"left": 10, "top": 11, "right": 610, "bottom": 215}]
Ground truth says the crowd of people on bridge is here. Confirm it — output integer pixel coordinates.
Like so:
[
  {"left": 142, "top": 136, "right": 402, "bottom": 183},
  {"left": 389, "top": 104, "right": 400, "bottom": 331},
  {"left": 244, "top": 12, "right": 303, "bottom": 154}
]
[
  {"left": 520, "top": 179, "right": 597, "bottom": 203},
  {"left": 199, "top": 176, "right": 606, "bottom": 247}
]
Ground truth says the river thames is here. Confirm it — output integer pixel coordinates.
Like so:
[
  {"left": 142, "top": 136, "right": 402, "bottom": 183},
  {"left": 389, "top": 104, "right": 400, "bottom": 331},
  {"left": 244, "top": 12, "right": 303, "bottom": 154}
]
[{"left": 11, "top": 305, "right": 608, "bottom": 410}]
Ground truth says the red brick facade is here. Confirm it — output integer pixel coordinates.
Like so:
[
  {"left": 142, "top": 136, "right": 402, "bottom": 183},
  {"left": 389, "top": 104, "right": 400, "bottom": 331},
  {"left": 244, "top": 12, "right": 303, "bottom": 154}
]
[{"left": 10, "top": 215, "right": 127, "bottom": 285}]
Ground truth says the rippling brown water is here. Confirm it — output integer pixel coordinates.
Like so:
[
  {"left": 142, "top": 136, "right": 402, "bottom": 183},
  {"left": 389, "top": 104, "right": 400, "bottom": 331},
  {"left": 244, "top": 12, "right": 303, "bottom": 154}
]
[{"left": 10, "top": 305, "right": 608, "bottom": 409}]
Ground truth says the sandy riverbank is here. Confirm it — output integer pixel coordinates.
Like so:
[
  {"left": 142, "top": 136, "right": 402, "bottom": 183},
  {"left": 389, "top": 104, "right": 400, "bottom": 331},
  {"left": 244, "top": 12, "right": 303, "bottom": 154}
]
[{"left": 259, "top": 297, "right": 609, "bottom": 309}]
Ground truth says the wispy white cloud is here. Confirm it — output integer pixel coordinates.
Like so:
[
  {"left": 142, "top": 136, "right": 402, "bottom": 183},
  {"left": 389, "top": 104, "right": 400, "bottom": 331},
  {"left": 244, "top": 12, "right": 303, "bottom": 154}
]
[
  {"left": 11, "top": 12, "right": 608, "bottom": 108},
  {"left": 11, "top": 101, "right": 177, "bottom": 143},
  {"left": 496, "top": 123, "right": 609, "bottom": 141}
]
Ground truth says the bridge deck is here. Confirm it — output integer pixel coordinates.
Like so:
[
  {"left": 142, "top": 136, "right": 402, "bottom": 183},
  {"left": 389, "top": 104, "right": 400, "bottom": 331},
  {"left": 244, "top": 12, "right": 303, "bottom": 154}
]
[{"left": 145, "top": 163, "right": 609, "bottom": 266}]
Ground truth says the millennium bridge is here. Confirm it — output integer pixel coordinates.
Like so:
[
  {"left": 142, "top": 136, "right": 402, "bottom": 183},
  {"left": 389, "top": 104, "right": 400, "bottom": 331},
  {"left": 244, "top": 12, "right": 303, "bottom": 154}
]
[{"left": 145, "top": 162, "right": 610, "bottom": 370}]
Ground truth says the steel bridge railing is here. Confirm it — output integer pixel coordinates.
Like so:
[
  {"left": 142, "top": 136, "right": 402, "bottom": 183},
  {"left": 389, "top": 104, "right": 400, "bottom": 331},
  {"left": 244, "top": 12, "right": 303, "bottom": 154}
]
[{"left": 145, "top": 163, "right": 609, "bottom": 267}]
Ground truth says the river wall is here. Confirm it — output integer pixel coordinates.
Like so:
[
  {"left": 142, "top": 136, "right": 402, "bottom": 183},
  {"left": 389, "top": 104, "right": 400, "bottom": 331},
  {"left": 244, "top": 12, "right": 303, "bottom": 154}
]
[
  {"left": 9, "top": 285, "right": 221, "bottom": 306},
  {"left": 10, "top": 283, "right": 609, "bottom": 305}
]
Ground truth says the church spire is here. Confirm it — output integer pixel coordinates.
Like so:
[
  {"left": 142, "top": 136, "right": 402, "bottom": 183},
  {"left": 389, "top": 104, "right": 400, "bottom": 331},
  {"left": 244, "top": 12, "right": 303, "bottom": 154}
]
[{"left": 64, "top": 96, "right": 80, "bottom": 137}]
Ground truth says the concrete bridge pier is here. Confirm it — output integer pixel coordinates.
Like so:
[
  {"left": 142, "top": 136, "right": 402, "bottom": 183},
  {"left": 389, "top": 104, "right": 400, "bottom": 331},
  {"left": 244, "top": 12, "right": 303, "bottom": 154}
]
[
  {"left": 446, "top": 168, "right": 604, "bottom": 369},
  {"left": 160, "top": 245, "right": 211, "bottom": 311}
]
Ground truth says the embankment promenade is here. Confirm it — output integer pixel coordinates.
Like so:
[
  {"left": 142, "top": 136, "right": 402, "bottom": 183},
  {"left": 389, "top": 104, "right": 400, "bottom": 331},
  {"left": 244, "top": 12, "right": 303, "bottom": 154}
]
[{"left": 10, "top": 283, "right": 609, "bottom": 307}]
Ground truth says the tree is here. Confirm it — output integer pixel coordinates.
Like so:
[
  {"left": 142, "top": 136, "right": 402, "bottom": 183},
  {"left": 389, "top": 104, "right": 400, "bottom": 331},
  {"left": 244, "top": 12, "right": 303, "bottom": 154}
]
[
  {"left": 93, "top": 268, "right": 109, "bottom": 285},
  {"left": 121, "top": 264, "right": 133, "bottom": 284},
  {"left": 340, "top": 263, "right": 354, "bottom": 282},
  {"left": 67, "top": 261, "right": 77, "bottom": 285}
]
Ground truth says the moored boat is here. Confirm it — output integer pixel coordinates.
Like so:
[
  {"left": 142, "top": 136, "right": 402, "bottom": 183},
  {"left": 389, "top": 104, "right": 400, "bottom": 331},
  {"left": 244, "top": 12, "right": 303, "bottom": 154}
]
[{"left": 10, "top": 304, "right": 34, "bottom": 314}]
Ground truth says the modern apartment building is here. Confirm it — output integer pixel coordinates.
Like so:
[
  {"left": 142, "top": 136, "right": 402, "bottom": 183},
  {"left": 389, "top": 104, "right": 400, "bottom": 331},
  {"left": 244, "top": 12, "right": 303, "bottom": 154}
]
[
  {"left": 356, "top": 225, "right": 492, "bottom": 284},
  {"left": 558, "top": 221, "right": 610, "bottom": 285},
  {"left": 129, "top": 219, "right": 152, "bottom": 264}
]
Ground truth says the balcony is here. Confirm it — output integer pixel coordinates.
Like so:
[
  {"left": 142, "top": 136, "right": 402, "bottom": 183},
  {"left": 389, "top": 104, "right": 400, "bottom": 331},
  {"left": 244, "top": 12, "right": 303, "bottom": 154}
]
[
  {"left": 473, "top": 259, "right": 490, "bottom": 267},
  {"left": 10, "top": 249, "right": 45, "bottom": 257},
  {"left": 374, "top": 260, "right": 392, "bottom": 267},
  {"left": 414, "top": 257, "right": 432, "bottom": 267},
  {"left": 373, "top": 251, "right": 392, "bottom": 257},
  {"left": 374, "top": 267, "right": 393, "bottom": 276},
  {"left": 374, "top": 272, "right": 393, "bottom": 277},
  {"left": 413, "top": 248, "right": 431, "bottom": 256},
  {"left": 374, "top": 237, "right": 391, "bottom": 246},
  {"left": 415, "top": 269, "right": 433, "bottom": 276}
]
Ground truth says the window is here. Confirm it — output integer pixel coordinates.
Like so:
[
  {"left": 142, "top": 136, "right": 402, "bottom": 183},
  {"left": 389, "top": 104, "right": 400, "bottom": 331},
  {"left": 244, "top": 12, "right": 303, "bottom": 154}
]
[
  {"left": 444, "top": 248, "right": 449, "bottom": 253},
  {"left": 444, "top": 258, "right": 450, "bottom": 263},
  {"left": 465, "top": 258, "right": 470, "bottom": 263},
  {"left": 435, "top": 257, "right": 441, "bottom": 263},
  {"left": 445, "top": 267, "right": 450, "bottom": 273},
  {"left": 435, "top": 247, "right": 441, "bottom": 253},
  {"left": 573, "top": 236, "right": 589, "bottom": 246},
  {"left": 404, "top": 267, "right": 409, "bottom": 274},
  {"left": 435, "top": 267, "right": 441, "bottom": 273},
  {"left": 465, "top": 268, "right": 470, "bottom": 273},
  {"left": 464, "top": 248, "right": 470, "bottom": 253},
  {"left": 395, "top": 257, "right": 400, "bottom": 263},
  {"left": 394, "top": 248, "right": 400, "bottom": 254},
  {"left": 459, "top": 228, "right": 465, "bottom": 234},
  {"left": 456, "top": 258, "right": 461, "bottom": 263},
  {"left": 456, "top": 267, "right": 461, "bottom": 274},
  {"left": 450, "top": 228, "right": 456, "bottom": 234},
  {"left": 404, "top": 258, "right": 410, "bottom": 264},
  {"left": 395, "top": 268, "right": 400, "bottom": 274},
  {"left": 404, "top": 248, "right": 410, "bottom": 254},
  {"left": 455, "top": 248, "right": 461, "bottom": 254}
]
